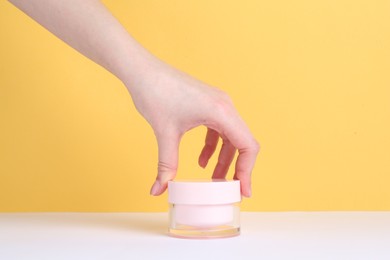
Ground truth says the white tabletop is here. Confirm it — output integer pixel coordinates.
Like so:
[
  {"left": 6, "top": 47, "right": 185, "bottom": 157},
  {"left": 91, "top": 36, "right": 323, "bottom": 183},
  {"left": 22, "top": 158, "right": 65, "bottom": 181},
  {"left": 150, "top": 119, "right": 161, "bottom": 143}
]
[{"left": 1, "top": 212, "right": 389, "bottom": 260}]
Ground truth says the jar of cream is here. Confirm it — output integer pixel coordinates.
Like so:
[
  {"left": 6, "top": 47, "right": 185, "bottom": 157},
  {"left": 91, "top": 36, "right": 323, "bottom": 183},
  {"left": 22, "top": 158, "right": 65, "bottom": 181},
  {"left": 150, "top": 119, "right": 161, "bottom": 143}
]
[{"left": 168, "top": 179, "right": 241, "bottom": 239}]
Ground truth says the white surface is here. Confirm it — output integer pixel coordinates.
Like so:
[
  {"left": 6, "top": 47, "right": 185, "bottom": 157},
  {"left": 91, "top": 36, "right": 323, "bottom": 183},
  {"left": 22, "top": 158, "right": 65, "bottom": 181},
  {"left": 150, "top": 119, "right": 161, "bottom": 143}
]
[{"left": 1, "top": 212, "right": 390, "bottom": 260}]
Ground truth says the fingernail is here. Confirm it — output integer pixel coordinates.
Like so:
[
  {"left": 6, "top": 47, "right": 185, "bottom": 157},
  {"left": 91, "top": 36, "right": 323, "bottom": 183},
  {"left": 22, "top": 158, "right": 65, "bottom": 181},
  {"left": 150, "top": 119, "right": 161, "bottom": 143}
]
[
  {"left": 247, "top": 188, "right": 252, "bottom": 198},
  {"left": 200, "top": 161, "right": 207, "bottom": 168},
  {"left": 244, "top": 187, "right": 252, "bottom": 198},
  {"left": 150, "top": 181, "right": 161, "bottom": 196},
  {"left": 199, "top": 158, "right": 208, "bottom": 168}
]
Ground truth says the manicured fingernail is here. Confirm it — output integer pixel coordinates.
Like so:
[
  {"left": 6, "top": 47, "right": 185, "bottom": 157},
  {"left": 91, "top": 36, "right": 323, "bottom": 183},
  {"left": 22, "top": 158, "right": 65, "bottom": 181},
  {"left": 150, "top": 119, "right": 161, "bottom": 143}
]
[{"left": 150, "top": 181, "right": 161, "bottom": 196}]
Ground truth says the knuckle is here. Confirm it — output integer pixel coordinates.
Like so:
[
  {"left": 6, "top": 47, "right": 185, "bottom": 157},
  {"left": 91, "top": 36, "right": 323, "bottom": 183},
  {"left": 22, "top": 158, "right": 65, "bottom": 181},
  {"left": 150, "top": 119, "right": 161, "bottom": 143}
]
[
  {"left": 240, "top": 140, "right": 260, "bottom": 154},
  {"left": 156, "top": 161, "right": 177, "bottom": 183},
  {"left": 157, "top": 161, "right": 177, "bottom": 175},
  {"left": 212, "top": 98, "right": 233, "bottom": 118},
  {"left": 216, "top": 161, "right": 226, "bottom": 168},
  {"left": 219, "top": 91, "right": 233, "bottom": 103},
  {"left": 252, "top": 140, "right": 261, "bottom": 153}
]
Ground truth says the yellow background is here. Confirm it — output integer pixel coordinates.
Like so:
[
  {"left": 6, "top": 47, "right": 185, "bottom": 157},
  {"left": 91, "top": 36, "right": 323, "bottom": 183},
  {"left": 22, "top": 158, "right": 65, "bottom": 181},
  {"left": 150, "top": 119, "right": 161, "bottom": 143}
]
[{"left": 1, "top": 0, "right": 389, "bottom": 212}]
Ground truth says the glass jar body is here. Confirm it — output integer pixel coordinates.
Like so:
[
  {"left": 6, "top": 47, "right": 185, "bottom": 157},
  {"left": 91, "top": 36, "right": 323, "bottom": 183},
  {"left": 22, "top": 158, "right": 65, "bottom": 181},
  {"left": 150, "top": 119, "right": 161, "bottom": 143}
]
[{"left": 168, "top": 202, "right": 240, "bottom": 239}]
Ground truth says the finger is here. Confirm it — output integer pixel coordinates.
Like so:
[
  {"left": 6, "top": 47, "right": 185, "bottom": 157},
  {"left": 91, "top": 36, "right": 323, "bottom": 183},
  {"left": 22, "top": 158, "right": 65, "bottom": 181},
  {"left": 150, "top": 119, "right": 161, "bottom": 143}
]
[
  {"left": 212, "top": 140, "right": 236, "bottom": 179},
  {"left": 150, "top": 130, "right": 181, "bottom": 196},
  {"left": 233, "top": 144, "right": 259, "bottom": 197},
  {"left": 217, "top": 116, "right": 260, "bottom": 197},
  {"left": 198, "top": 128, "right": 219, "bottom": 168}
]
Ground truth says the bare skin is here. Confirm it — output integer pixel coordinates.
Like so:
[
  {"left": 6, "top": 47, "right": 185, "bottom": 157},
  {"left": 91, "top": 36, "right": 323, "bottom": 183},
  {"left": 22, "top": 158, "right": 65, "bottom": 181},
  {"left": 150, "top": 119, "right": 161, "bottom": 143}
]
[{"left": 9, "top": 0, "right": 260, "bottom": 197}]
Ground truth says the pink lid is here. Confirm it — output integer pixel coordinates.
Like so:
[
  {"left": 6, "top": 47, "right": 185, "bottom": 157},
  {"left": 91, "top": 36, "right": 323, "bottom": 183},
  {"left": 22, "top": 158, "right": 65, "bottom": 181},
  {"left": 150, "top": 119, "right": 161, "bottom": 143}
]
[{"left": 168, "top": 179, "right": 241, "bottom": 205}]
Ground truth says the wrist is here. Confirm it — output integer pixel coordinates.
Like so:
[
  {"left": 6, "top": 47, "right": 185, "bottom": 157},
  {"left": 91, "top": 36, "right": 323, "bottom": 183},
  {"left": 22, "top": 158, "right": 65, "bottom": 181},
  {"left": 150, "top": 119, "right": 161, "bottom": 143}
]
[{"left": 119, "top": 51, "right": 164, "bottom": 92}]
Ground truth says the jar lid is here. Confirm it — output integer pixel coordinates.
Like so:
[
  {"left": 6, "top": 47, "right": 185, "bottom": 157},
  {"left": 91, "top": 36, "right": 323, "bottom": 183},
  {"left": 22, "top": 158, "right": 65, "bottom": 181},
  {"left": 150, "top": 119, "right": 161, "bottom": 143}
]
[{"left": 168, "top": 179, "right": 241, "bottom": 205}]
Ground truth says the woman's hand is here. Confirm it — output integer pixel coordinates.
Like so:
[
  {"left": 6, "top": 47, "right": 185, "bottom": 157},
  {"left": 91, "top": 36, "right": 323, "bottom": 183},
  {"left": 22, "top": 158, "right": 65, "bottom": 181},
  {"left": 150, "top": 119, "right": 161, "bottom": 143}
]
[
  {"left": 127, "top": 63, "right": 260, "bottom": 197},
  {"left": 9, "top": 0, "right": 260, "bottom": 197}
]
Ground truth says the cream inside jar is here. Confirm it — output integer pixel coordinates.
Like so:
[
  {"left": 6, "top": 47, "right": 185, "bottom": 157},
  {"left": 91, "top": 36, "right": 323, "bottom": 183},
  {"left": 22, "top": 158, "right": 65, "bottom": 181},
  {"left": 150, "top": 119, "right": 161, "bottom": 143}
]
[{"left": 168, "top": 179, "right": 241, "bottom": 239}]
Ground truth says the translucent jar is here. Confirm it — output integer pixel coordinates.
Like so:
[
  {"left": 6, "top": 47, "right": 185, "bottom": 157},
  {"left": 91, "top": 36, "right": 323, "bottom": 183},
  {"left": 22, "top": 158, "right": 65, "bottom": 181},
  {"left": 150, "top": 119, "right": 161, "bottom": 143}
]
[{"left": 168, "top": 179, "right": 241, "bottom": 239}]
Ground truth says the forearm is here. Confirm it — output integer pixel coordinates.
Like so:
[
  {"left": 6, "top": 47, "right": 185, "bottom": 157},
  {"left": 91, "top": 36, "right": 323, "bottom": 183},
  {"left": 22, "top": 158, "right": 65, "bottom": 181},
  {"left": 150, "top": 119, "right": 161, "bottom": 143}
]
[{"left": 9, "top": 0, "right": 158, "bottom": 90}]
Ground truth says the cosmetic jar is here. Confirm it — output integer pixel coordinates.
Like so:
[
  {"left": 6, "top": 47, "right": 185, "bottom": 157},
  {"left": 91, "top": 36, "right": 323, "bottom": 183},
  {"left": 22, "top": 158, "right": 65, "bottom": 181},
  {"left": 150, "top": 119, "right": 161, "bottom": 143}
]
[{"left": 168, "top": 179, "right": 241, "bottom": 239}]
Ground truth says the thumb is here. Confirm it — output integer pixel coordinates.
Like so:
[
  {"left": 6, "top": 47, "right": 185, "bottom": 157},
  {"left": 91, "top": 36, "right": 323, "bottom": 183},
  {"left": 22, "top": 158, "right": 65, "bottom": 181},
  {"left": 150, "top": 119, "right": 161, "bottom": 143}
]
[{"left": 150, "top": 131, "right": 180, "bottom": 196}]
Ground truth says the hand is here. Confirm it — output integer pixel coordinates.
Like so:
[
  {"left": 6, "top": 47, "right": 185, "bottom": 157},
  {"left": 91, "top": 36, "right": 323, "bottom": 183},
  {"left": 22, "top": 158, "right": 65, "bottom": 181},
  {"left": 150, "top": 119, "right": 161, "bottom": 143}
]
[
  {"left": 127, "top": 62, "right": 260, "bottom": 197},
  {"left": 9, "top": 0, "right": 259, "bottom": 197}
]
